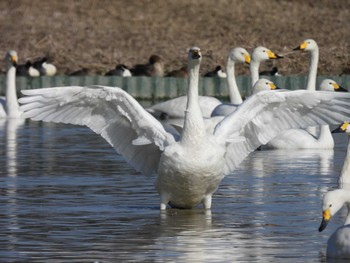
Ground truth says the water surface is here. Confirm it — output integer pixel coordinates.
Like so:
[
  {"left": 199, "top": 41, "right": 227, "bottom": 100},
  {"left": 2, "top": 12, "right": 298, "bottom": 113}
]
[{"left": 0, "top": 120, "right": 348, "bottom": 262}]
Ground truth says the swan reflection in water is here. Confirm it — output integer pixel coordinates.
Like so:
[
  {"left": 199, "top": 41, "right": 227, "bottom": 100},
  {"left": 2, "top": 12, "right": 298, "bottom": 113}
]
[{"left": 1, "top": 118, "right": 25, "bottom": 253}]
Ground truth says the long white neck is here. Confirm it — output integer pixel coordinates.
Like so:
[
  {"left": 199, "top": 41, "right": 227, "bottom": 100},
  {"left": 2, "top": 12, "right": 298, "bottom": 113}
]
[
  {"left": 6, "top": 66, "right": 21, "bottom": 118},
  {"left": 250, "top": 60, "right": 260, "bottom": 90},
  {"left": 317, "top": 125, "right": 333, "bottom": 144},
  {"left": 339, "top": 137, "right": 350, "bottom": 188},
  {"left": 181, "top": 63, "right": 206, "bottom": 145},
  {"left": 226, "top": 60, "right": 243, "bottom": 105},
  {"left": 306, "top": 48, "right": 319, "bottom": 91}
]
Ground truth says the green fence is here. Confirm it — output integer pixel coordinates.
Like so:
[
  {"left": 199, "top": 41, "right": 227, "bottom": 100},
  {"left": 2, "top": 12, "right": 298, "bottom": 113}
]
[{"left": 1, "top": 75, "right": 350, "bottom": 102}]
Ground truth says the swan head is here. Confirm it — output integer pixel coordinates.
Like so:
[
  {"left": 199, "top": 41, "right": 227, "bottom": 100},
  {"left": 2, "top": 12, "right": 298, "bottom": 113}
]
[
  {"left": 332, "top": 122, "right": 350, "bottom": 135},
  {"left": 293, "top": 39, "right": 318, "bottom": 52},
  {"left": 228, "top": 47, "right": 251, "bottom": 64},
  {"left": 319, "top": 79, "right": 347, "bottom": 92},
  {"left": 188, "top": 46, "right": 202, "bottom": 67},
  {"left": 319, "top": 189, "right": 348, "bottom": 232},
  {"left": 4, "top": 50, "right": 18, "bottom": 67},
  {"left": 252, "top": 78, "right": 279, "bottom": 93},
  {"left": 251, "top": 47, "right": 283, "bottom": 63}
]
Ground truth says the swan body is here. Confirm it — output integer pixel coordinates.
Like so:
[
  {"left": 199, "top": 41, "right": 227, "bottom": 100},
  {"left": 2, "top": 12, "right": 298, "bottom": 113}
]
[
  {"left": 0, "top": 51, "right": 23, "bottom": 119},
  {"left": 319, "top": 122, "right": 350, "bottom": 258},
  {"left": 18, "top": 47, "right": 350, "bottom": 210},
  {"left": 319, "top": 189, "right": 350, "bottom": 259},
  {"left": 265, "top": 39, "right": 344, "bottom": 149}
]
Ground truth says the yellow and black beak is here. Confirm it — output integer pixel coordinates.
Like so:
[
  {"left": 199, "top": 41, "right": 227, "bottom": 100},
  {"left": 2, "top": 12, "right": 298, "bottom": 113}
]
[
  {"left": 332, "top": 122, "right": 349, "bottom": 134},
  {"left": 333, "top": 82, "right": 348, "bottom": 92},
  {"left": 267, "top": 50, "right": 283, "bottom": 59},
  {"left": 244, "top": 54, "right": 251, "bottom": 64},
  {"left": 269, "top": 83, "right": 280, "bottom": 90},
  {"left": 11, "top": 54, "right": 18, "bottom": 66},
  {"left": 293, "top": 41, "right": 307, "bottom": 51},
  {"left": 319, "top": 208, "right": 331, "bottom": 232}
]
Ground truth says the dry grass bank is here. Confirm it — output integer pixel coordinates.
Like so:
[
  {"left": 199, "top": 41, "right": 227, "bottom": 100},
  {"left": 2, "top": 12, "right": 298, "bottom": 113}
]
[{"left": 0, "top": 0, "right": 349, "bottom": 76}]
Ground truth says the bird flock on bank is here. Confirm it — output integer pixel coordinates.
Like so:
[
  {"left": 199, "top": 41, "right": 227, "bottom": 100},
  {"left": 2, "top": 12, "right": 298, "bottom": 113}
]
[{"left": 1, "top": 39, "right": 350, "bottom": 259}]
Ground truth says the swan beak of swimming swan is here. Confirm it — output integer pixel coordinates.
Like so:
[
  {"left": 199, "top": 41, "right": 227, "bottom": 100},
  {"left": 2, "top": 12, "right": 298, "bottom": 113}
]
[
  {"left": 333, "top": 83, "right": 348, "bottom": 92},
  {"left": 244, "top": 54, "right": 251, "bottom": 64},
  {"left": 319, "top": 208, "right": 331, "bottom": 232},
  {"left": 293, "top": 41, "right": 308, "bottom": 51},
  {"left": 269, "top": 83, "right": 279, "bottom": 90},
  {"left": 267, "top": 50, "right": 283, "bottom": 59},
  {"left": 331, "top": 122, "right": 349, "bottom": 134}
]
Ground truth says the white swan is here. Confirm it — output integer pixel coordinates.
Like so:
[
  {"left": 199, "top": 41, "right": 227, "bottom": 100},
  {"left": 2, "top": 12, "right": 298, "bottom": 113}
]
[
  {"left": 211, "top": 46, "right": 283, "bottom": 117},
  {"left": 265, "top": 39, "right": 344, "bottom": 149},
  {"left": 18, "top": 47, "right": 350, "bottom": 210},
  {"left": 264, "top": 79, "right": 347, "bottom": 149},
  {"left": 250, "top": 46, "right": 283, "bottom": 88},
  {"left": 210, "top": 47, "right": 250, "bottom": 117},
  {"left": 0, "top": 50, "right": 23, "bottom": 119},
  {"left": 319, "top": 122, "right": 350, "bottom": 258}
]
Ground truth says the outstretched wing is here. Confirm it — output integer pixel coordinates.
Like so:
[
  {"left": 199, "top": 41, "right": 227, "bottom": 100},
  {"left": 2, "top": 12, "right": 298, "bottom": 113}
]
[
  {"left": 214, "top": 90, "right": 350, "bottom": 174},
  {"left": 19, "top": 85, "right": 176, "bottom": 176}
]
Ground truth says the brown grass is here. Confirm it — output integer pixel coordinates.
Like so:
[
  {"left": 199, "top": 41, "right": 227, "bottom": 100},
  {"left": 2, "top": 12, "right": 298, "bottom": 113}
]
[{"left": 0, "top": 0, "right": 349, "bottom": 76}]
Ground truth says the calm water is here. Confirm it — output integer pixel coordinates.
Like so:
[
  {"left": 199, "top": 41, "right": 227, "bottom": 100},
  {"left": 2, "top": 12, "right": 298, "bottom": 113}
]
[{"left": 0, "top": 119, "right": 348, "bottom": 262}]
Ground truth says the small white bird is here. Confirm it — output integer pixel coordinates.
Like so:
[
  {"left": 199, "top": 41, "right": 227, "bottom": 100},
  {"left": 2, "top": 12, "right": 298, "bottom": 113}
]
[
  {"left": 319, "top": 122, "right": 350, "bottom": 259},
  {"left": 105, "top": 64, "right": 132, "bottom": 77},
  {"left": 18, "top": 47, "right": 350, "bottom": 210},
  {"left": 0, "top": 50, "right": 23, "bottom": 118}
]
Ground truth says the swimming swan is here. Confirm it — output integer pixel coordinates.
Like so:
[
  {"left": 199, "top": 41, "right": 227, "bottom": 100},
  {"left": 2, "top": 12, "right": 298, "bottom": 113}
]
[
  {"left": 0, "top": 50, "right": 23, "bottom": 119},
  {"left": 319, "top": 122, "right": 350, "bottom": 258},
  {"left": 210, "top": 47, "right": 250, "bottom": 117},
  {"left": 264, "top": 79, "right": 347, "bottom": 149},
  {"left": 212, "top": 46, "right": 283, "bottom": 117},
  {"left": 265, "top": 39, "right": 345, "bottom": 149},
  {"left": 18, "top": 47, "right": 350, "bottom": 210}
]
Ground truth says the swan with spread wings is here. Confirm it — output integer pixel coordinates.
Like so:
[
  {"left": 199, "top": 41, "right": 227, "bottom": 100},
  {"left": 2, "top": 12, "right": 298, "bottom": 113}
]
[{"left": 19, "top": 47, "right": 350, "bottom": 210}]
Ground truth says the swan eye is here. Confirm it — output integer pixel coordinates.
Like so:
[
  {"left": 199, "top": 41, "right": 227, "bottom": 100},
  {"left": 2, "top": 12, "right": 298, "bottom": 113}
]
[{"left": 329, "top": 204, "right": 332, "bottom": 207}]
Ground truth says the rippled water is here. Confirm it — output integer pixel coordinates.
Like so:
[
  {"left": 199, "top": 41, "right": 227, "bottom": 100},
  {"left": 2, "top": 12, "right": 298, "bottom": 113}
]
[{"left": 0, "top": 119, "right": 348, "bottom": 262}]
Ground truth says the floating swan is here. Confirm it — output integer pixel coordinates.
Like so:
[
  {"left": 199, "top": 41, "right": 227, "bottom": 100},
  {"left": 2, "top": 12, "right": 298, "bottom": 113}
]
[
  {"left": 319, "top": 122, "right": 350, "bottom": 259},
  {"left": 210, "top": 47, "right": 250, "bottom": 117},
  {"left": 264, "top": 39, "right": 345, "bottom": 149},
  {"left": 264, "top": 79, "right": 347, "bottom": 149},
  {"left": 212, "top": 46, "right": 282, "bottom": 117},
  {"left": 18, "top": 47, "right": 350, "bottom": 210},
  {"left": 0, "top": 51, "right": 23, "bottom": 119}
]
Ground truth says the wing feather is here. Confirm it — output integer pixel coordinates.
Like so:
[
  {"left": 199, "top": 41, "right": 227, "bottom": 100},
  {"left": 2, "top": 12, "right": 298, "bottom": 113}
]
[
  {"left": 19, "top": 85, "right": 176, "bottom": 176},
  {"left": 215, "top": 90, "right": 350, "bottom": 174}
]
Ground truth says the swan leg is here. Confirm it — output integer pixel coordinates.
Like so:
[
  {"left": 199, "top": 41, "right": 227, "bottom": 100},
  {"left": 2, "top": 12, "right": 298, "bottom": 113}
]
[
  {"left": 160, "top": 193, "right": 169, "bottom": 210},
  {"left": 202, "top": 195, "right": 212, "bottom": 209}
]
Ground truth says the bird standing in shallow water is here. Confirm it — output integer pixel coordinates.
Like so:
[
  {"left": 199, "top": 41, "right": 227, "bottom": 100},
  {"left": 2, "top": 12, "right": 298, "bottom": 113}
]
[{"left": 18, "top": 47, "right": 350, "bottom": 210}]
